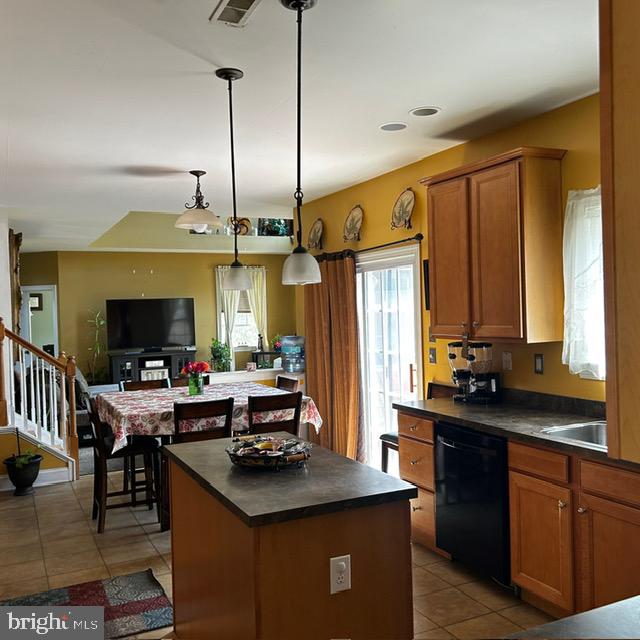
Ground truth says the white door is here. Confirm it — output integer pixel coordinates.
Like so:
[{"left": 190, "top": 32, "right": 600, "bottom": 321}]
[{"left": 356, "top": 245, "right": 422, "bottom": 472}]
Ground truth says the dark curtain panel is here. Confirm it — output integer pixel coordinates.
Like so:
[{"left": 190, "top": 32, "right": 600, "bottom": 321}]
[{"left": 305, "top": 253, "right": 362, "bottom": 461}]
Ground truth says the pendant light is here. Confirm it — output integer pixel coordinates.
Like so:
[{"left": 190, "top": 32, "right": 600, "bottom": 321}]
[
  {"left": 281, "top": 0, "right": 321, "bottom": 286},
  {"left": 218, "top": 68, "right": 251, "bottom": 291},
  {"left": 175, "top": 170, "right": 224, "bottom": 233}
]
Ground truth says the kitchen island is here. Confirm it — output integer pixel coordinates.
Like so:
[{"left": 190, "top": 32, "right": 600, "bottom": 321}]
[{"left": 163, "top": 433, "right": 417, "bottom": 640}]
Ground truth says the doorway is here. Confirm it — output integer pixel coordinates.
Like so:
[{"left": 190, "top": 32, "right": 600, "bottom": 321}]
[
  {"left": 356, "top": 245, "right": 422, "bottom": 472},
  {"left": 20, "top": 285, "right": 59, "bottom": 356}
]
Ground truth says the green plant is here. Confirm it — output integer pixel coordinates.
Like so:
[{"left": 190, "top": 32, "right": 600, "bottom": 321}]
[
  {"left": 9, "top": 428, "right": 39, "bottom": 469},
  {"left": 87, "top": 310, "right": 107, "bottom": 384},
  {"left": 271, "top": 334, "right": 283, "bottom": 352},
  {"left": 210, "top": 338, "right": 231, "bottom": 372}
]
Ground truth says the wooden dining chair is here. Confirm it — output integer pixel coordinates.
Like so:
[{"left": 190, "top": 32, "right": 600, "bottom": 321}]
[
  {"left": 170, "top": 375, "right": 211, "bottom": 388},
  {"left": 276, "top": 375, "right": 299, "bottom": 392},
  {"left": 87, "top": 398, "right": 160, "bottom": 533},
  {"left": 247, "top": 392, "right": 302, "bottom": 436},
  {"left": 157, "top": 398, "right": 235, "bottom": 531},
  {"left": 120, "top": 379, "right": 170, "bottom": 392},
  {"left": 173, "top": 398, "right": 234, "bottom": 443}
]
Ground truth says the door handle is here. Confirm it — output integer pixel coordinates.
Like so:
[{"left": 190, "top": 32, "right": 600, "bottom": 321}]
[
  {"left": 409, "top": 364, "right": 416, "bottom": 393},
  {"left": 577, "top": 506, "right": 588, "bottom": 514},
  {"left": 410, "top": 459, "right": 420, "bottom": 466},
  {"left": 412, "top": 506, "right": 423, "bottom": 512},
  {"left": 558, "top": 500, "right": 568, "bottom": 510}
]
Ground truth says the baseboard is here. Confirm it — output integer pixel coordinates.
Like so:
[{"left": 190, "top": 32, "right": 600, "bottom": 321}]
[{"left": 0, "top": 466, "right": 74, "bottom": 493}]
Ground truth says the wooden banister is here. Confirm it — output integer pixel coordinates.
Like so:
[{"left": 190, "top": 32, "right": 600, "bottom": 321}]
[
  {"left": 4, "top": 322, "right": 66, "bottom": 371},
  {"left": 0, "top": 317, "right": 79, "bottom": 475}
]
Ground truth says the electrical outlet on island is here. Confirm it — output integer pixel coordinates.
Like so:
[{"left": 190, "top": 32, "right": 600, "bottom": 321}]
[{"left": 330, "top": 555, "right": 351, "bottom": 594}]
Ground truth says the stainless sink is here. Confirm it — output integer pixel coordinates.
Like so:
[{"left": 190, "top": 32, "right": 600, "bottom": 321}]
[{"left": 541, "top": 421, "right": 607, "bottom": 450}]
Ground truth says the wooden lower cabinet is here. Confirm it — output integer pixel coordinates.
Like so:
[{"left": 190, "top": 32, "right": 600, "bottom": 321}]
[
  {"left": 399, "top": 436, "right": 434, "bottom": 491},
  {"left": 409, "top": 488, "right": 435, "bottom": 549},
  {"left": 509, "top": 471, "right": 574, "bottom": 611},
  {"left": 576, "top": 492, "right": 640, "bottom": 610}
]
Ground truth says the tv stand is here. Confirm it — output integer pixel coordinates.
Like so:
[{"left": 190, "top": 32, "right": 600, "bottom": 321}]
[{"left": 109, "top": 350, "right": 197, "bottom": 385}]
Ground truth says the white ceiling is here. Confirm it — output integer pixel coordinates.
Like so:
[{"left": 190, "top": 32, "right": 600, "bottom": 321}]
[{"left": 0, "top": 0, "right": 599, "bottom": 252}]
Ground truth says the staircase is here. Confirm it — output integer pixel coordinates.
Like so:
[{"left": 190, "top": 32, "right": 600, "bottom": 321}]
[{"left": 0, "top": 318, "right": 78, "bottom": 480}]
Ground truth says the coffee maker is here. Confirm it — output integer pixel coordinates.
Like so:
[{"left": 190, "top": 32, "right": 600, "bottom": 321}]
[{"left": 447, "top": 338, "right": 501, "bottom": 404}]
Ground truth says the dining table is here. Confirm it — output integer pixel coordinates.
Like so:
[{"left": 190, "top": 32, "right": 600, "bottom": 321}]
[{"left": 95, "top": 381, "right": 323, "bottom": 452}]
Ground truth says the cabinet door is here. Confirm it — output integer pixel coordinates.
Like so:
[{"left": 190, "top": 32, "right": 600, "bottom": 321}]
[
  {"left": 509, "top": 471, "right": 573, "bottom": 610},
  {"left": 410, "top": 488, "right": 436, "bottom": 549},
  {"left": 427, "top": 177, "right": 471, "bottom": 336},
  {"left": 469, "top": 162, "right": 523, "bottom": 339},
  {"left": 577, "top": 492, "right": 640, "bottom": 610}
]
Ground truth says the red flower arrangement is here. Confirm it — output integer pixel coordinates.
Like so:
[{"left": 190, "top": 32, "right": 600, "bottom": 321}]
[{"left": 181, "top": 360, "right": 211, "bottom": 376}]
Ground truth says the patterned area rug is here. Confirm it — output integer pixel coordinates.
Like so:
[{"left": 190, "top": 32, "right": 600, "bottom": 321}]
[{"left": 1, "top": 569, "right": 172, "bottom": 639}]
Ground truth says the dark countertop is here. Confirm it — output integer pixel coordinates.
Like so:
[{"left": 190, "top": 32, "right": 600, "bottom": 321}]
[
  {"left": 507, "top": 595, "right": 640, "bottom": 638},
  {"left": 163, "top": 433, "right": 417, "bottom": 527},
  {"left": 393, "top": 398, "right": 617, "bottom": 465}
]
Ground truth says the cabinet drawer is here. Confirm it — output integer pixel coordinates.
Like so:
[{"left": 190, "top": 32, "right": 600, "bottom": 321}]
[
  {"left": 398, "top": 413, "right": 434, "bottom": 443},
  {"left": 509, "top": 442, "right": 569, "bottom": 484},
  {"left": 399, "top": 437, "right": 434, "bottom": 490},
  {"left": 580, "top": 461, "right": 640, "bottom": 508},
  {"left": 410, "top": 488, "right": 435, "bottom": 549}
]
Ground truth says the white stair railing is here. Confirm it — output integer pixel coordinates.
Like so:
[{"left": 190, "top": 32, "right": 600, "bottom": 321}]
[{"left": 0, "top": 318, "right": 78, "bottom": 473}]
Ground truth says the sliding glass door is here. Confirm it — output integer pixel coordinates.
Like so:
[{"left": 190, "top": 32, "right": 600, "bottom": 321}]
[{"left": 356, "top": 245, "right": 422, "bottom": 472}]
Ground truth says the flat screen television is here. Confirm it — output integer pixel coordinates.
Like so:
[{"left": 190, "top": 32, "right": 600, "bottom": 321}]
[{"left": 106, "top": 298, "right": 196, "bottom": 352}]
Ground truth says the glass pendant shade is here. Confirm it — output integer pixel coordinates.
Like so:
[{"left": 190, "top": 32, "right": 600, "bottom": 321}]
[
  {"left": 282, "top": 247, "right": 321, "bottom": 285},
  {"left": 222, "top": 263, "right": 251, "bottom": 291},
  {"left": 174, "top": 207, "right": 224, "bottom": 232}
]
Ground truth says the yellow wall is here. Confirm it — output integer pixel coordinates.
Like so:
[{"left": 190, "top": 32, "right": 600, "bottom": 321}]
[
  {"left": 297, "top": 94, "right": 604, "bottom": 401},
  {"left": 0, "top": 433, "right": 67, "bottom": 469},
  {"left": 21, "top": 251, "right": 296, "bottom": 377}
]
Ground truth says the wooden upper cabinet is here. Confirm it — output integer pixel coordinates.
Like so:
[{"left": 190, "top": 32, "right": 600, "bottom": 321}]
[
  {"left": 509, "top": 471, "right": 574, "bottom": 611},
  {"left": 427, "top": 177, "right": 471, "bottom": 336},
  {"left": 470, "top": 162, "right": 523, "bottom": 339},
  {"left": 422, "top": 147, "right": 565, "bottom": 342}
]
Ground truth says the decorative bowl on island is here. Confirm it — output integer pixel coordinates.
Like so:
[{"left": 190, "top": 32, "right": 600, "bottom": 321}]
[{"left": 226, "top": 435, "right": 312, "bottom": 470}]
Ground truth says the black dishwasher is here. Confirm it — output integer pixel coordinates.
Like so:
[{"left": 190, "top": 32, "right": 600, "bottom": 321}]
[{"left": 435, "top": 422, "right": 510, "bottom": 585}]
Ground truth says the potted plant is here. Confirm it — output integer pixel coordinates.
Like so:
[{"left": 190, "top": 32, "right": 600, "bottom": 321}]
[
  {"left": 3, "top": 429, "right": 43, "bottom": 496},
  {"left": 210, "top": 339, "right": 231, "bottom": 373},
  {"left": 271, "top": 335, "right": 283, "bottom": 353}
]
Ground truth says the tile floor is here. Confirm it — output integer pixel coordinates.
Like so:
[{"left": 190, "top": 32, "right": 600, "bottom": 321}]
[{"left": 0, "top": 476, "right": 553, "bottom": 640}]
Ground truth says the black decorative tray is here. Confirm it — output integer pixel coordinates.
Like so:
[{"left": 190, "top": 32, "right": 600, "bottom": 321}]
[{"left": 226, "top": 435, "right": 312, "bottom": 470}]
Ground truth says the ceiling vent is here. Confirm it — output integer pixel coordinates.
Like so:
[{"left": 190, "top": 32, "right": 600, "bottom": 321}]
[{"left": 209, "top": 0, "right": 263, "bottom": 27}]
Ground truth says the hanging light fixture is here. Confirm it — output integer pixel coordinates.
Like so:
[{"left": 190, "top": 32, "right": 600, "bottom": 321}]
[
  {"left": 218, "top": 68, "right": 252, "bottom": 291},
  {"left": 281, "top": 0, "right": 321, "bottom": 286},
  {"left": 175, "top": 170, "right": 224, "bottom": 233}
]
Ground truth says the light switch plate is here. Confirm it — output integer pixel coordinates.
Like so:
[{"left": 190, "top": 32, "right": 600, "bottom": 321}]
[
  {"left": 502, "top": 351, "right": 512, "bottom": 372},
  {"left": 330, "top": 554, "right": 351, "bottom": 594},
  {"left": 534, "top": 353, "right": 544, "bottom": 375}
]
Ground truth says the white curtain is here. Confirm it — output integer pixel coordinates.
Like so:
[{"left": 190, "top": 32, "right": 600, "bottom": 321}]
[
  {"left": 215, "top": 266, "right": 240, "bottom": 352},
  {"left": 246, "top": 266, "right": 268, "bottom": 346},
  {"left": 562, "top": 186, "right": 606, "bottom": 380}
]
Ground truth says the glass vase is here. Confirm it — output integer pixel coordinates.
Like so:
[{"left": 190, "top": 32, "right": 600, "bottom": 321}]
[{"left": 188, "top": 373, "right": 204, "bottom": 396}]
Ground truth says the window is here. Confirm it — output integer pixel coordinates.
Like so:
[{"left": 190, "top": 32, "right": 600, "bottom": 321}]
[
  {"left": 562, "top": 186, "right": 605, "bottom": 380},
  {"left": 219, "top": 290, "right": 260, "bottom": 350}
]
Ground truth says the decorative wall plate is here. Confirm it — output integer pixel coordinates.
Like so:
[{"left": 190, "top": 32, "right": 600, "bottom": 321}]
[
  {"left": 228, "top": 217, "right": 252, "bottom": 235},
  {"left": 308, "top": 218, "right": 324, "bottom": 250},
  {"left": 391, "top": 188, "right": 416, "bottom": 230},
  {"left": 343, "top": 205, "right": 364, "bottom": 242}
]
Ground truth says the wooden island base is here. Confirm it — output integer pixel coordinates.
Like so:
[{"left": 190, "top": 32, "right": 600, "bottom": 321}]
[{"left": 169, "top": 462, "right": 413, "bottom": 640}]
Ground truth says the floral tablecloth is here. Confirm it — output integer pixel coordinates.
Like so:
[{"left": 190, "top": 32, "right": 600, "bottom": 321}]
[{"left": 96, "top": 382, "right": 323, "bottom": 452}]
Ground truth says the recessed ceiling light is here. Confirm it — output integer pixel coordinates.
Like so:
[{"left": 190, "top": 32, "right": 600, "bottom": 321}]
[
  {"left": 409, "top": 106, "right": 441, "bottom": 117},
  {"left": 380, "top": 122, "right": 407, "bottom": 132}
]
